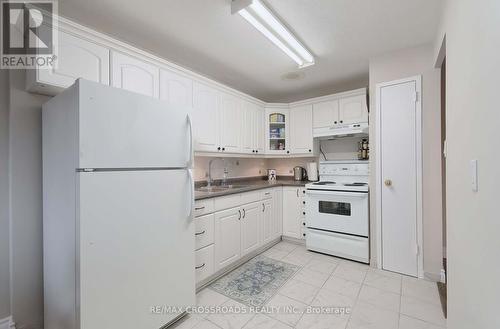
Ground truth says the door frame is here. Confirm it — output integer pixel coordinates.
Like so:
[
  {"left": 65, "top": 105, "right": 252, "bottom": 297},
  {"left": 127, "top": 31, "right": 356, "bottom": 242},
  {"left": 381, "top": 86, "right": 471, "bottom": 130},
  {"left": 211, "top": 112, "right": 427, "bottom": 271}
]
[{"left": 375, "top": 75, "right": 423, "bottom": 278}]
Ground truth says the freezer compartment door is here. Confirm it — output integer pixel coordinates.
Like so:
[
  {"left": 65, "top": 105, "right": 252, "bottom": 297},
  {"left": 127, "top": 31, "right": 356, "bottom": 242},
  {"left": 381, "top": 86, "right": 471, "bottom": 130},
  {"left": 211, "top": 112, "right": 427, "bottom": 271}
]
[
  {"left": 78, "top": 170, "right": 195, "bottom": 329},
  {"left": 78, "top": 80, "right": 192, "bottom": 169}
]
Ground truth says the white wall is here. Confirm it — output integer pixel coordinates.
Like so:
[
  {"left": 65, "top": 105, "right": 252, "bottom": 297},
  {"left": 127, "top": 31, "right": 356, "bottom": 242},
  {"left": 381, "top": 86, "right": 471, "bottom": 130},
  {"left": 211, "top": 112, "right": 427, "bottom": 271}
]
[
  {"left": 8, "top": 70, "right": 49, "bottom": 328},
  {"left": 437, "top": 1, "right": 500, "bottom": 327},
  {"left": 0, "top": 70, "right": 11, "bottom": 320},
  {"left": 369, "top": 44, "right": 443, "bottom": 279}
]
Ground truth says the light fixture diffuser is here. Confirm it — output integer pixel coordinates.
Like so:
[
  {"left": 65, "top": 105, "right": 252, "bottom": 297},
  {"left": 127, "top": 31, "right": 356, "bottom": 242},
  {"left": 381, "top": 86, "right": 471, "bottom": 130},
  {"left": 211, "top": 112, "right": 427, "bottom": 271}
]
[{"left": 232, "top": 0, "right": 315, "bottom": 68}]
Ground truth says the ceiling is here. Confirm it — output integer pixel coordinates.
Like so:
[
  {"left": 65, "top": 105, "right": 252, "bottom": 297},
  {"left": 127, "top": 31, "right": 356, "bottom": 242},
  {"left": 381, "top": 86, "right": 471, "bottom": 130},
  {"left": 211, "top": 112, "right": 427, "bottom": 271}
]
[{"left": 58, "top": 0, "right": 443, "bottom": 102}]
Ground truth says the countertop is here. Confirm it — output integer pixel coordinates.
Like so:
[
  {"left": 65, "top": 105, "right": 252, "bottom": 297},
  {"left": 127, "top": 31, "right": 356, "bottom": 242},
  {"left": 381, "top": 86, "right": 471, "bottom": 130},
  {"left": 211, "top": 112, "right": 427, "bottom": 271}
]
[{"left": 195, "top": 177, "right": 309, "bottom": 200}]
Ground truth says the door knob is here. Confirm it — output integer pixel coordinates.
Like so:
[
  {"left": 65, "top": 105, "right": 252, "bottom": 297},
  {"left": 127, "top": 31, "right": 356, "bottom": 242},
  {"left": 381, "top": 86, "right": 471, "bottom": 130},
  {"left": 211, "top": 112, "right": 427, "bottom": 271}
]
[{"left": 384, "top": 179, "right": 392, "bottom": 187}]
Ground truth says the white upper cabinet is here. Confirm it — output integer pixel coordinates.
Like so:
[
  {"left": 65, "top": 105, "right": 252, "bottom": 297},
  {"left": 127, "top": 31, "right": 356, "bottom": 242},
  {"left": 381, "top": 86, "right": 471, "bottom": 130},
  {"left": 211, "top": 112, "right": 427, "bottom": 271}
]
[
  {"left": 289, "top": 105, "right": 313, "bottom": 154},
  {"left": 111, "top": 52, "right": 159, "bottom": 98},
  {"left": 241, "top": 101, "right": 265, "bottom": 155},
  {"left": 27, "top": 30, "right": 110, "bottom": 95},
  {"left": 313, "top": 100, "right": 339, "bottom": 129},
  {"left": 241, "top": 101, "right": 255, "bottom": 154},
  {"left": 192, "top": 82, "right": 219, "bottom": 152},
  {"left": 338, "top": 94, "right": 368, "bottom": 125},
  {"left": 265, "top": 107, "right": 289, "bottom": 155},
  {"left": 219, "top": 92, "right": 242, "bottom": 153},
  {"left": 159, "top": 69, "right": 193, "bottom": 108},
  {"left": 255, "top": 107, "right": 265, "bottom": 154}
]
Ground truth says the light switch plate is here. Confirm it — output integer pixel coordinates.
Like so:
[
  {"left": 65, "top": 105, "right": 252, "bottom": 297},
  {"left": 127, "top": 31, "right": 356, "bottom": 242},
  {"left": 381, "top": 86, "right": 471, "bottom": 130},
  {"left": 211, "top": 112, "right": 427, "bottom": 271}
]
[{"left": 470, "top": 160, "right": 478, "bottom": 192}]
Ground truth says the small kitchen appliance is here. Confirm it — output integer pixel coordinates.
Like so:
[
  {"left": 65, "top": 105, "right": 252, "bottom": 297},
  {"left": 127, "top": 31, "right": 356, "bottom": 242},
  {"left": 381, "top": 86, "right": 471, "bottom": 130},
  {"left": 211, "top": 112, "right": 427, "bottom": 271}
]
[
  {"left": 305, "top": 160, "right": 369, "bottom": 263},
  {"left": 293, "top": 166, "right": 307, "bottom": 181},
  {"left": 267, "top": 169, "right": 277, "bottom": 181},
  {"left": 307, "top": 162, "right": 318, "bottom": 181}
]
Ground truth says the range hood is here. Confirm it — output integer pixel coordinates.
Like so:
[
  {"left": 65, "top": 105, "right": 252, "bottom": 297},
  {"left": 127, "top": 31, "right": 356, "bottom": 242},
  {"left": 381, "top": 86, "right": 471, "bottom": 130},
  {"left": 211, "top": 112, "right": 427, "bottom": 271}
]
[{"left": 314, "top": 122, "right": 369, "bottom": 140}]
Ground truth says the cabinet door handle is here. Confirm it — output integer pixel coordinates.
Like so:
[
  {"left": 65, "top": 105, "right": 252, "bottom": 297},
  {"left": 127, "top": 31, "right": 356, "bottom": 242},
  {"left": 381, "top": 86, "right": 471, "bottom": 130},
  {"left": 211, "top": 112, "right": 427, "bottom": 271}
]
[
  {"left": 217, "top": 147, "right": 221, "bottom": 151},
  {"left": 340, "top": 120, "right": 343, "bottom": 123},
  {"left": 334, "top": 121, "right": 338, "bottom": 124},
  {"left": 194, "top": 206, "right": 205, "bottom": 211},
  {"left": 303, "top": 201, "right": 305, "bottom": 205},
  {"left": 222, "top": 147, "right": 225, "bottom": 151},
  {"left": 287, "top": 150, "right": 290, "bottom": 154},
  {"left": 303, "top": 211, "right": 306, "bottom": 215},
  {"left": 195, "top": 230, "right": 206, "bottom": 236},
  {"left": 195, "top": 263, "right": 206, "bottom": 270},
  {"left": 265, "top": 192, "right": 271, "bottom": 195},
  {"left": 296, "top": 188, "right": 299, "bottom": 197},
  {"left": 262, "top": 203, "right": 265, "bottom": 212},
  {"left": 242, "top": 208, "right": 246, "bottom": 218},
  {"left": 238, "top": 210, "right": 241, "bottom": 220}
]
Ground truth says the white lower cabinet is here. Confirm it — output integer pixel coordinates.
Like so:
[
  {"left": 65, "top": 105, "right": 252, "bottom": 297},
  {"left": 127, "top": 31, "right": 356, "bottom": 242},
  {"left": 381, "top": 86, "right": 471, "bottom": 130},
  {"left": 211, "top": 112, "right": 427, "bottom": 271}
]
[
  {"left": 214, "top": 207, "right": 242, "bottom": 271},
  {"left": 241, "top": 202, "right": 261, "bottom": 256},
  {"left": 195, "top": 244, "right": 214, "bottom": 283},
  {"left": 282, "top": 187, "right": 305, "bottom": 240},
  {"left": 195, "top": 213, "right": 214, "bottom": 250},
  {"left": 195, "top": 187, "right": 286, "bottom": 284},
  {"left": 261, "top": 198, "right": 274, "bottom": 245},
  {"left": 273, "top": 187, "right": 283, "bottom": 238}
]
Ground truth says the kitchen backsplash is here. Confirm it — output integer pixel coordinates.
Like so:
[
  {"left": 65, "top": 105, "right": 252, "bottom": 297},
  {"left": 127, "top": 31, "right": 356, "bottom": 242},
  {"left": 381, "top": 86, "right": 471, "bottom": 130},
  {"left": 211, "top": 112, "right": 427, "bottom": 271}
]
[
  {"left": 194, "top": 157, "right": 268, "bottom": 181},
  {"left": 194, "top": 137, "right": 366, "bottom": 182}
]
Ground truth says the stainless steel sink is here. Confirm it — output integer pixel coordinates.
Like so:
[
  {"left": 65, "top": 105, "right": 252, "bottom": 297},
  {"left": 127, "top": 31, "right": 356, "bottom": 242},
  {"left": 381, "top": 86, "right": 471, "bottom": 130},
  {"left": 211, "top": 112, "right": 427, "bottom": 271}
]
[{"left": 196, "top": 185, "right": 249, "bottom": 193}]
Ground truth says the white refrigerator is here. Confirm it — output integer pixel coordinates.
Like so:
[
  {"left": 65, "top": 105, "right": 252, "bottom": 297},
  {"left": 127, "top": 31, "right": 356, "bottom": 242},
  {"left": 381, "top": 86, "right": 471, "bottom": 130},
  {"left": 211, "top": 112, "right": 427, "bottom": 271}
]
[{"left": 42, "top": 79, "right": 195, "bottom": 329}]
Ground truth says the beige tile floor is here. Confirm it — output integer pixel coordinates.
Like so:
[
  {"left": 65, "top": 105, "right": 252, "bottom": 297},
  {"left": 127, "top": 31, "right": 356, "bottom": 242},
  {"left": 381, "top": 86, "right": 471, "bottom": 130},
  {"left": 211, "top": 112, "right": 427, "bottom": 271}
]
[{"left": 172, "top": 241, "right": 446, "bottom": 329}]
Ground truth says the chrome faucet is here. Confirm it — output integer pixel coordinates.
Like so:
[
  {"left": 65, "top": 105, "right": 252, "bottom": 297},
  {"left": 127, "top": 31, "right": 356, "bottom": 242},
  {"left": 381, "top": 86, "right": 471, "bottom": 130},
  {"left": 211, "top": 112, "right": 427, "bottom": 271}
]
[{"left": 207, "top": 158, "right": 227, "bottom": 187}]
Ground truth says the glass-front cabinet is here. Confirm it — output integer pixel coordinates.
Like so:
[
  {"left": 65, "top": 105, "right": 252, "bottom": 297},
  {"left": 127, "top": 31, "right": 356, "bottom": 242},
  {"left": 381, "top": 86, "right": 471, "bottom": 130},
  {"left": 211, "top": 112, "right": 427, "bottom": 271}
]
[{"left": 265, "top": 107, "right": 290, "bottom": 154}]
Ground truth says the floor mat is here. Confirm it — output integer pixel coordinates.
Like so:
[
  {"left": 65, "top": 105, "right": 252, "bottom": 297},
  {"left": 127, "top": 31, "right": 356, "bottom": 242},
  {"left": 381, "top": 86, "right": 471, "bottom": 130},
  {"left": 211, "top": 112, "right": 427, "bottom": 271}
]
[{"left": 209, "top": 255, "right": 299, "bottom": 307}]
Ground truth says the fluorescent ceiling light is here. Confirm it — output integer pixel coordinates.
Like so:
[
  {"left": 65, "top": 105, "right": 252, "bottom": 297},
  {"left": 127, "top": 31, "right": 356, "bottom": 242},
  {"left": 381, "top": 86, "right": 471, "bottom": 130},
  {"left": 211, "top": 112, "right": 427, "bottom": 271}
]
[{"left": 232, "top": 0, "right": 315, "bottom": 68}]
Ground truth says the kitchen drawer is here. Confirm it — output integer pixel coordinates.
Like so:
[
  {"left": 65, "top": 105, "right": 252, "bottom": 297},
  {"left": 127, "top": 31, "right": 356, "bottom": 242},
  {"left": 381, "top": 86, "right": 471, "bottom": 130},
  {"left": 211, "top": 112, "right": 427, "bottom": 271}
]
[
  {"left": 194, "top": 199, "right": 214, "bottom": 217},
  {"left": 240, "top": 190, "right": 262, "bottom": 205},
  {"left": 214, "top": 193, "right": 242, "bottom": 211},
  {"left": 195, "top": 214, "right": 214, "bottom": 250},
  {"left": 195, "top": 244, "right": 214, "bottom": 283},
  {"left": 261, "top": 189, "right": 273, "bottom": 200}
]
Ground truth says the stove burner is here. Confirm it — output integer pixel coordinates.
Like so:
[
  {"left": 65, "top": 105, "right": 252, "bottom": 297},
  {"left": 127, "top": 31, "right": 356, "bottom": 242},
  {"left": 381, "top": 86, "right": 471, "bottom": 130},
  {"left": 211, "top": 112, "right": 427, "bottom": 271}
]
[
  {"left": 313, "top": 181, "right": 336, "bottom": 185},
  {"left": 343, "top": 183, "right": 368, "bottom": 186}
]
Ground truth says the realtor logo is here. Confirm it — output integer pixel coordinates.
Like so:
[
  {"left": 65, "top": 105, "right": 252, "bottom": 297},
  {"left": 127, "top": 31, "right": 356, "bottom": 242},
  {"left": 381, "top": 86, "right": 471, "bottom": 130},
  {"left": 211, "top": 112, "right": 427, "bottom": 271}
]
[{"left": 1, "top": 0, "right": 57, "bottom": 68}]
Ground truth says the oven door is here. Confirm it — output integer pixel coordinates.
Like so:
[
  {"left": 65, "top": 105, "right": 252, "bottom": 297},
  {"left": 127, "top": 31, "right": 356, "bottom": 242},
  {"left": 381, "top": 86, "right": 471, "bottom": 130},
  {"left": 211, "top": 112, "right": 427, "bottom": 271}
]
[{"left": 305, "top": 189, "right": 369, "bottom": 237}]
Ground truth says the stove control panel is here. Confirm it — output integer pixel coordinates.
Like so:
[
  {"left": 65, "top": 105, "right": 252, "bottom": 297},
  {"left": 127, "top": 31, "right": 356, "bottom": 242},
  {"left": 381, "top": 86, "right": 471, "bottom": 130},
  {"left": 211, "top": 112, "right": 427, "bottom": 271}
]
[{"left": 319, "top": 161, "right": 369, "bottom": 176}]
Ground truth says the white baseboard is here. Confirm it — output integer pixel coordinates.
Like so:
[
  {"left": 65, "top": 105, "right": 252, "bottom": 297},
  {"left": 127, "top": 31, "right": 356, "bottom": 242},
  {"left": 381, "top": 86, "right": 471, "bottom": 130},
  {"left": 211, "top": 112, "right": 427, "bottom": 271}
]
[
  {"left": 0, "top": 316, "right": 15, "bottom": 329},
  {"left": 424, "top": 271, "right": 443, "bottom": 283},
  {"left": 440, "top": 269, "right": 447, "bottom": 283}
]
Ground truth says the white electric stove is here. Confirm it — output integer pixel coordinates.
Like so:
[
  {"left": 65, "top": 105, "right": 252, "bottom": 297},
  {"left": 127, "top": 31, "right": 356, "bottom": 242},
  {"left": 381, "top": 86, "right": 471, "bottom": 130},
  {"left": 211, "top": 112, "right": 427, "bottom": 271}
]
[{"left": 305, "top": 160, "right": 370, "bottom": 263}]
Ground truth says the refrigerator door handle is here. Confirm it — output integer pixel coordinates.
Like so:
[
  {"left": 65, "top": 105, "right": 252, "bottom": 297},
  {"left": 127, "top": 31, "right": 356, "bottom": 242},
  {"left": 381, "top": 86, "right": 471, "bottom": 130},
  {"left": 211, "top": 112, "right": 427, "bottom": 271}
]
[
  {"left": 187, "top": 169, "right": 194, "bottom": 218},
  {"left": 187, "top": 114, "right": 194, "bottom": 169}
]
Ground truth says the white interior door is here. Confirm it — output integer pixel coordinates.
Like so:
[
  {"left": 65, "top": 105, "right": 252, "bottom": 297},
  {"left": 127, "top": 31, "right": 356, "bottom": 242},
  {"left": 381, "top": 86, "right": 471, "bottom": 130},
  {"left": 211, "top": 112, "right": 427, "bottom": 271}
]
[
  {"left": 379, "top": 77, "right": 421, "bottom": 277},
  {"left": 78, "top": 170, "right": 195, "bottom": 329}
]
